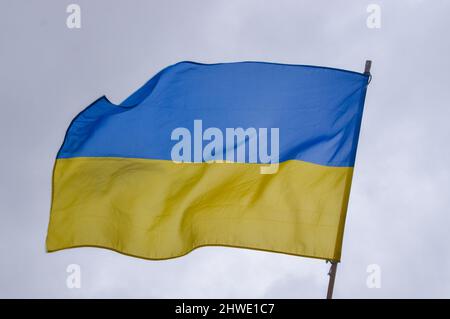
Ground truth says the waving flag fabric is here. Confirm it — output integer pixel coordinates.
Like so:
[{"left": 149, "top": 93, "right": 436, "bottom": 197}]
[{"left": 46, "top": 61, "right": 370, "bottom": 261}]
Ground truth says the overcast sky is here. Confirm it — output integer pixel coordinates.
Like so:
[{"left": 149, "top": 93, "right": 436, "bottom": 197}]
[{"left": 1, "top": 0, "right": 449, "bottom": 298}]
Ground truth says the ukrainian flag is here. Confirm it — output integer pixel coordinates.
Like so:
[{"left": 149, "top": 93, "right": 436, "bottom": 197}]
[{"left": 46, "top": 61, "right": 369, "bottom": 261}]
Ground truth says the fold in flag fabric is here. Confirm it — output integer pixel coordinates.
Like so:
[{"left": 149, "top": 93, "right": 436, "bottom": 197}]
[{"left": 46, "top": 61, "right": 370, "bottom": 261}]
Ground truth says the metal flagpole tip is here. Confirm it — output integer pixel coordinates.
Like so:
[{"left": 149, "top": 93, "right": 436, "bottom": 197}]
[{"left": 364, "top": 60, "right": 372, "bottom": 75}]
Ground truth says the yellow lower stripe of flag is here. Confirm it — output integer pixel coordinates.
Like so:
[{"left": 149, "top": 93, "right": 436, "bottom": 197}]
[{"left": 47, "top": 157, "right": 353, "bottom": 261}]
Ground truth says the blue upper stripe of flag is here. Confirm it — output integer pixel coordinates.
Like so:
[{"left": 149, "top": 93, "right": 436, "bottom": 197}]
[{"left": 57, "top": 61, "right": 369, "bottom": 167}]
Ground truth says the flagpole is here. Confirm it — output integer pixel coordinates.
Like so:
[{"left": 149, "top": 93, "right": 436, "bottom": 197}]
[
  {"left": 326, "top": 261, "right": 338, "bottom": 299},
  {"left": 364, "top": 60, "right": 372, "bottom": 76},
  {"left": 325, "top": 60, "right": 372, "bottom": 300}
]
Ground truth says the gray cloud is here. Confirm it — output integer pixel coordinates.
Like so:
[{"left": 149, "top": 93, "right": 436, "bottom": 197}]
[{"left": 1, "top": 0, "right": 449, "bottom": 298}]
